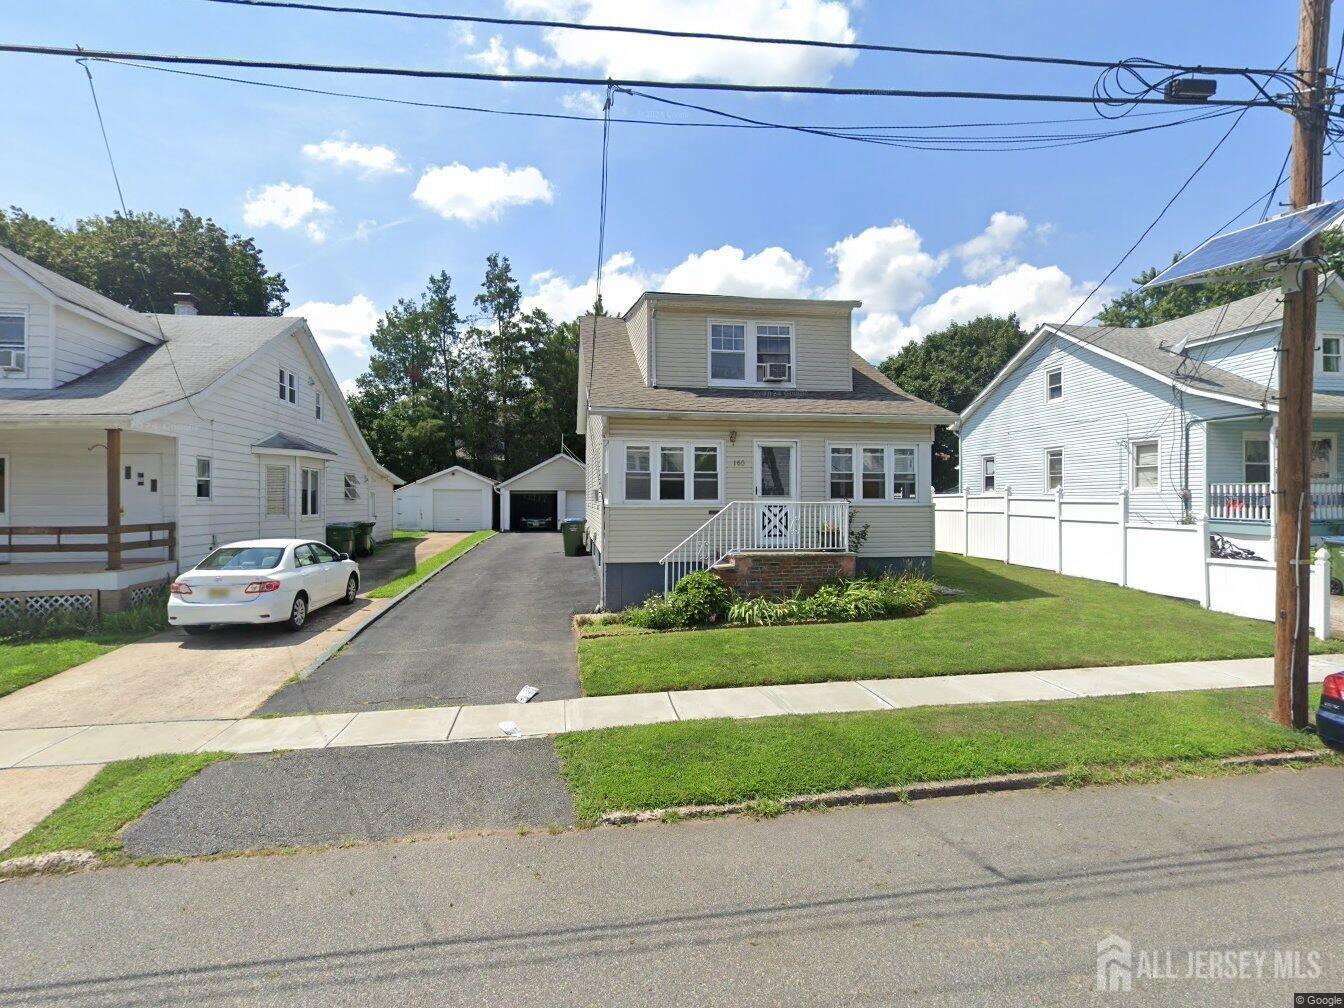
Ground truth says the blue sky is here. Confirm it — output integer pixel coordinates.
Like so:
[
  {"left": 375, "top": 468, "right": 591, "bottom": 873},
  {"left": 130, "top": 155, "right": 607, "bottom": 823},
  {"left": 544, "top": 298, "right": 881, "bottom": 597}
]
[{"left": 1, "top": 0, "right": 1310, "bottom": 390}]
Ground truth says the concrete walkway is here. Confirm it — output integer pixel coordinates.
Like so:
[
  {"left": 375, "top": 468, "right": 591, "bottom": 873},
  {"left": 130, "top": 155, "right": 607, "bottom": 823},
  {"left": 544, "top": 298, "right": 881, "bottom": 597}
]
[{"left": 5, "top": 653, "right": 1341, "bottom": 770}]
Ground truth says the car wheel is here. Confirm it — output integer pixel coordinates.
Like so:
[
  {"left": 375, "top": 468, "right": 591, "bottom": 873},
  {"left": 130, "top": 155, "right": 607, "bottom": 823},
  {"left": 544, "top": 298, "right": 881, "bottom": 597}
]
[
  {"left": 182, "top": 625, "right": 211, "bottom": 636},
  {"left": 286, "top": 594, "right": 308, "bottom": 632},
  {"left": 342, "top": 574, "right": 359, "bottom": 604}
]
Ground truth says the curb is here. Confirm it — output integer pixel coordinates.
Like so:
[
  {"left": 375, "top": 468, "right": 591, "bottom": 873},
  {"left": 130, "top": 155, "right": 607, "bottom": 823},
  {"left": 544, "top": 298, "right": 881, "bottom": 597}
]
[
  {"left": 597, "top": 749, "right": 1330, "bottom": 826},
  {"left": 285, "top": 532, "right": 496, "bottom": 685},
  {"left": 0, "top": 848, "right": 98, "bottom": 878}
]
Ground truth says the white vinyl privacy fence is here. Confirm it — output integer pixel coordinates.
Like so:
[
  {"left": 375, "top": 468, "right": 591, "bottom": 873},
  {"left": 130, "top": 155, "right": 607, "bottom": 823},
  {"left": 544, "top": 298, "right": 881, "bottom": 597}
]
[{"left": 934, "top": 489, "right": 1331, "bottom": 639}]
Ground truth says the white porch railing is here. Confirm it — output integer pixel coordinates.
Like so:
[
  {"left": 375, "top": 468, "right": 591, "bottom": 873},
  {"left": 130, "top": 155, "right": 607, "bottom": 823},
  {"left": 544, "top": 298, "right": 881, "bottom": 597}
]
[
  {"left": 1208, "top": 480, "right": 1344, "bottom": 521},
  {"left": 660, "top": 500, "right": 850, "bottom": 595}
]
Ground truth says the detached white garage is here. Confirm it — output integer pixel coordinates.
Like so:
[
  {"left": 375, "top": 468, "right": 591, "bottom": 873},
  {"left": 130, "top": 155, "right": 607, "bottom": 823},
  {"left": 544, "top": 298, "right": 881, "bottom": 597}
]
[
  {"left": 394, "top": 466, "right": 496, "bottom": 532},
  {"left": 497, "top": 453, "right": 586, "bottom": 532}
]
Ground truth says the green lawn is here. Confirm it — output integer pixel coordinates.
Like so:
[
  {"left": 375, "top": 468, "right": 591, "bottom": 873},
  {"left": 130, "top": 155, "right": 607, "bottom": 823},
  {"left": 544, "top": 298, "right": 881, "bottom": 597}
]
[
  {"left": 578, "top": 553, "right": 1344, "bottom": 696},
  {"left": 0, "top": 603, "right": 170, "bottom": 700},
  {"left": 366, "top": 530, "right": 495, "bottom": 599},
  {"left": 557, "top": 686, "right": 1328, "bottom": 822},
  {"left": 2, "top": 753, "right": 229, "bottom": 861},
  {"left": 389, "top": 530, "right": 429, "bottom": 542}
]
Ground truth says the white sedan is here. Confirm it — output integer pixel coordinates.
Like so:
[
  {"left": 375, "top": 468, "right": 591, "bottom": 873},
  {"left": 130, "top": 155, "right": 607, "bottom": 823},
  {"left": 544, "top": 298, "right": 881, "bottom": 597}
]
[{"left": 167, "top": 539, "right": 360, "bottom": 634}]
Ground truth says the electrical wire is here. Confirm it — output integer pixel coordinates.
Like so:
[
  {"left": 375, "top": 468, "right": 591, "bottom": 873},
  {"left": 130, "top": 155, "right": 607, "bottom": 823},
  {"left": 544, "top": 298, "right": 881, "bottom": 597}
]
[
  {"left": 195, "top": 0, "right": 1303, "bottom": 78},
  {"left": 0, "top": 43, "right": 1289, "bottom": 107}
]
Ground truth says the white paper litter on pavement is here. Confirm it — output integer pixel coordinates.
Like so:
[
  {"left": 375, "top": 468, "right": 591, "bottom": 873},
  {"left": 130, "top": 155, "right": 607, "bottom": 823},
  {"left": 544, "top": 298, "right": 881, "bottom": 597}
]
[
  {"left": 499, "top": 720, "right": 523, "bottom": 737},
  {"left": 515, "top": 685, "right": 540, "bottom": 704}
]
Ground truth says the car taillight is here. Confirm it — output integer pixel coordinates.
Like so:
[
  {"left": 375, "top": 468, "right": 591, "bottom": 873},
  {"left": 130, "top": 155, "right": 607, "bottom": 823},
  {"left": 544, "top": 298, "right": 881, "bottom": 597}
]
[
  {"left": 1323, "top": 673, "right": 1344, "bottom": 702},
  {"left": 244, "top": 580, "right": 282, "bottom": 594},
  {"left": 169, "top": 582, "right": 192, "bottom": 595}
]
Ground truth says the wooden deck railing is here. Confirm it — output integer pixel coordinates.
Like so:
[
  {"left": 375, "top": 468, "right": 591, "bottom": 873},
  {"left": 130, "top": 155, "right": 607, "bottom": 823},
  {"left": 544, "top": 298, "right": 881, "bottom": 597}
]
[{"left": 0, "top": 523, "right": 176, "bottom": 570}]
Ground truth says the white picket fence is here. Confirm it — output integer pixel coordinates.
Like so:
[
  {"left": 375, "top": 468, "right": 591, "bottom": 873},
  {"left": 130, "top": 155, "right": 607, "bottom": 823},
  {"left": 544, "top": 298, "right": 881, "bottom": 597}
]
[{"left": 934, "top": 488, "right": 1331, "bottom": 639}]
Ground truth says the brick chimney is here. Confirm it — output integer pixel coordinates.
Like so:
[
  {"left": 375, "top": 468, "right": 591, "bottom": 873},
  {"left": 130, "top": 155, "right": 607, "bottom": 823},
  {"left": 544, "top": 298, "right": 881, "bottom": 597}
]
[{"left": 172, "top": 292, "right": 197, "bottom": 316}]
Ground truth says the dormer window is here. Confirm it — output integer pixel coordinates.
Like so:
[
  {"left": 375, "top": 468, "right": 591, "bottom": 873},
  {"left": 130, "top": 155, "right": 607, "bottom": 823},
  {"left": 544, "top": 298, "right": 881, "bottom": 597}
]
[
  {"left": 708, "top": 319, "right": 796, "bottom": 387},
  {"left": 1321, "top": 335, "right": 1341, "bottom": 374},
  {"left": 0, "top": 312, "right": 27, "bottom": 375}
]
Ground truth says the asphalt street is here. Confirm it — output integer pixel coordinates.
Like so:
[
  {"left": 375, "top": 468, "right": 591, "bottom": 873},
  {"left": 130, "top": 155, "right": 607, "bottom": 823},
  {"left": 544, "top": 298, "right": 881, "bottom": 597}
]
[
  {"left": 258, "top": 533, "right": 598, "bottom": 714},
  {"left": 3, "top": 767, "right": 1341, "bottom": 1007}
]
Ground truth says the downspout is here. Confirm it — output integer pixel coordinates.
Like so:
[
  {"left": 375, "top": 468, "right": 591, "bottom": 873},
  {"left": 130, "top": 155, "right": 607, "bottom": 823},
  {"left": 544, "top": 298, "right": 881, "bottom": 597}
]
[
  {"left": 1184, "top": 408, "right": 1273, "bottom": 512},
  {"left": 648, "top": 303, "right": 657, "bottom": 387}
]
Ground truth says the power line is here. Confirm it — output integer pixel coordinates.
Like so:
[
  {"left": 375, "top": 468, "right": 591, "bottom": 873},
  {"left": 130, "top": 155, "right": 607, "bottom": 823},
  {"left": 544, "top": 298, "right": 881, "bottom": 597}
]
[
  {"left": 76, "top": 54, "right": 127, "bottom": 213},
  {"left": 196, "top": 0, "right": 1302, "bottom": 79},
  {"left": 0, "top": 43, "right": 1287, "bottom": 107}
]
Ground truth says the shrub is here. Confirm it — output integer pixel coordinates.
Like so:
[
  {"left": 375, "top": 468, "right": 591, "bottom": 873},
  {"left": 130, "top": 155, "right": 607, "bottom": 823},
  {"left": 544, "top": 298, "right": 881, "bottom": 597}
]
[
  {"left": 0, "top": 595, "right": 169, "bottom": 645},
  {"left": 731, "top": 574, "right": 937, "bottom": 628},
  {"left": 624, "top": 594, "right": 687, "bottom": 631},
  {"left": 729, "top": 594, "right": 792, "bottom": 626},
  {"left": 667, "top": 570, "right": 731, "bottom": 625}
]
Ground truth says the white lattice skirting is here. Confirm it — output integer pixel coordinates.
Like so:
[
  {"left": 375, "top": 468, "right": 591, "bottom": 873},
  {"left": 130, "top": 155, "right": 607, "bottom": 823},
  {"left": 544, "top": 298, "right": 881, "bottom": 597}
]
[{"left": 0, "top": 593, "right": 96, "bottom": 619}]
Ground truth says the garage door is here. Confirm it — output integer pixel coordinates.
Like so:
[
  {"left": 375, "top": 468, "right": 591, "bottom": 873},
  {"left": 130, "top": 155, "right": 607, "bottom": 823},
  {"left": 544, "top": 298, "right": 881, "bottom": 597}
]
[{"left": 431, "top": 489, "right": 482, "bottom": 531}]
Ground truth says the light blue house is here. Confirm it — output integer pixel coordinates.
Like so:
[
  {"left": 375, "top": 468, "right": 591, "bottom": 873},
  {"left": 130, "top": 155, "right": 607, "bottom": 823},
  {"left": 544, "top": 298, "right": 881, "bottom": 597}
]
[{"left": 954, "top": 279, "right": 1344, "bottom": 549}]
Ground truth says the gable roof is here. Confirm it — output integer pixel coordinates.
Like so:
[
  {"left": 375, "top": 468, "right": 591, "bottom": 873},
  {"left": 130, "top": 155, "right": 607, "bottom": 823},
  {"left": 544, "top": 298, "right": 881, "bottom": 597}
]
[
  {"left": 495, "top": 452, "right": 583, "bottom": 490},
  {"left": 0, "top": 245, "right": 162, "bottom": 342},
  {"left": 396, "top": 465, "right": 497, "bottom": 491},
  {"left": 579, "top": 314, "right": 956, "bottom": 423}
]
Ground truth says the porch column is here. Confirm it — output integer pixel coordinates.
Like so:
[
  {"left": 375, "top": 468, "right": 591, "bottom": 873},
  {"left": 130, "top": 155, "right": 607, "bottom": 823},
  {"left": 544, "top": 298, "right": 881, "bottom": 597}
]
[{"left": 106, "top": 427, "right": 122, "bottom": 571}]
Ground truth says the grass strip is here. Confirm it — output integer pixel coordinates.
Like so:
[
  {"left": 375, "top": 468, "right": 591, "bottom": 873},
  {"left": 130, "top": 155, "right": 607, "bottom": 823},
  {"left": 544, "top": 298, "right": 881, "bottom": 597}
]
[
  {"left": 578, "top": 553, "right": 1344, "bottom": 695},
  {"left": 366, "top": 530, "right": 495, "bottom": 599},
  {"left": 2, "top": 753, "right": 230, "bottom": 860},
  {"left": 556, "top": 686, "right": 1326, "bottom": 822},
  {"left": 0, "top": 603, "right": 171, "bottom": 699},
  {"left": 389, "top": 530, "right": 430, "bottom": 542}
]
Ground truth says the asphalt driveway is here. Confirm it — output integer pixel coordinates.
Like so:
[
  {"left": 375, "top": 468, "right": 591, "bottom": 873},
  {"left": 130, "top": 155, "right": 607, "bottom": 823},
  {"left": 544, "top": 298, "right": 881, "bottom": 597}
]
[{"left": 258, "top": 534, "right": 598, "bottom": 714}]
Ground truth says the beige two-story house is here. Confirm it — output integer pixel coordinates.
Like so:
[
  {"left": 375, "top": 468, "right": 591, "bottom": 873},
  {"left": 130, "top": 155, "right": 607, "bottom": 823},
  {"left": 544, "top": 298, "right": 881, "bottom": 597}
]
[{"left": 576, "top": 292, "right": 956, "bottom": 609}]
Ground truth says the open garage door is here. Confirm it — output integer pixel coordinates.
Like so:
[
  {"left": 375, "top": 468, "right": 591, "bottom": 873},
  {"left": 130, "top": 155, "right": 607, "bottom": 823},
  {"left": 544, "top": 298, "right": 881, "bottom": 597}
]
[
  {"left": 432, "top": 489, "right": 484, "bottom": 531},
  {"left": 509, "top": 491, "right": 557, "bottom": 532}
]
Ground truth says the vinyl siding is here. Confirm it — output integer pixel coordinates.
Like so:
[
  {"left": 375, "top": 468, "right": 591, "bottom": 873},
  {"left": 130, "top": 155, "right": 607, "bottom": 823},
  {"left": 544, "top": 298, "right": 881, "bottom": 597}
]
[
  {"left": 958, "top": 332, "right": 1239, "bottom": 523},
  {"left": 394, "top": 470, "right": 492, "bottom": 530},
  {"left": 1205, "top": 416, "right": 1344, "bottom": 484},
  {"left": 625, "top": 299, "right": 649, "bottom": 383},
  {"left": 585, "top": 413, "right": 605, "bottom": 549},
  {"left": 652, "top": 305, "right": 853, "bottom": 392},
  {"left": 53, "top": 306, "right": 146, "bottom": 386},
  {"left": 502, "top": 455, "right": 585, "bottom": 493},
  {"left": 1189, "top": 328, "right": 1278, "bottom": 388},
  {"left": 602, "top": 416, "right": 934, "bottom": 563},
  {"left": 0, "top": 274, "right": 53, "bottom": 389},
  {"left": 141, "top": 329, "right": 392, "bottom": 567}
]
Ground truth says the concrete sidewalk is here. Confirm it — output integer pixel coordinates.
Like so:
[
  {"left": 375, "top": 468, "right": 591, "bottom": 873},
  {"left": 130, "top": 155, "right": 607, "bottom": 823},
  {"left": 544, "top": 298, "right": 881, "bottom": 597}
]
[{"left": 5, "top": 653, "right": 1341, "bottom": 770}]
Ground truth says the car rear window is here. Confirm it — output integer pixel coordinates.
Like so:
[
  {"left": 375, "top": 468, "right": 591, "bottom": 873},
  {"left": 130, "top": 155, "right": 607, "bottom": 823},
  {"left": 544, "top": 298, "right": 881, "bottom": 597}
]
[{"left": 196, "top": 547, "right": 285, "bottom": 571}]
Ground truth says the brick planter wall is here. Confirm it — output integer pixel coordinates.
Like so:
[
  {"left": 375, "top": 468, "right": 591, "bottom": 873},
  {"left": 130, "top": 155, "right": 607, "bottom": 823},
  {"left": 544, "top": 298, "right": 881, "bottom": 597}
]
[{"left": 713, "top": 551, "right": 856, "bottom": 599}]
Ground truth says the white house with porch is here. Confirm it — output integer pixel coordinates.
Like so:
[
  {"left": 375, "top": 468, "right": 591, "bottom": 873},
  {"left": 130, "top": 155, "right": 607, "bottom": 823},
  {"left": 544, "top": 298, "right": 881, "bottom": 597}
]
[{"left": 0, "top": 245, "right": 399, "bottom": 616}]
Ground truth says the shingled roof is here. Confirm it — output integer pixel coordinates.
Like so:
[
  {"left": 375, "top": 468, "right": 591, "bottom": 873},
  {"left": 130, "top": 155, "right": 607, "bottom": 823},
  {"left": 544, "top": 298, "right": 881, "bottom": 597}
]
[
  {"left": 0, "top": 245, "right": 162, "bottom": 341},
  {"left": 579, "top": 314, "right": 956, "bottom": 423}
]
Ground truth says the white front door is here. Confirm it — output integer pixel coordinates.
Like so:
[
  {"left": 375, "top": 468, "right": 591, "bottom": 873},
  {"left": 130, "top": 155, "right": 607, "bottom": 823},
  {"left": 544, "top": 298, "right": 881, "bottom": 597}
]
[
  {"left": 754, "top": 441, "right": 798, "bottom": 547},
  {"left": 121, "top": 454, "right": 163, "bottom": 524}
]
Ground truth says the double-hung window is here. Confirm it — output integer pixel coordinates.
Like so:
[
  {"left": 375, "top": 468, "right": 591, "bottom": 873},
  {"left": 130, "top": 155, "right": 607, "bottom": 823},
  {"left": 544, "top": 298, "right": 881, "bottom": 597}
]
[
  {"left": 315, "top": 391, "right": 323, "bottom": 420},
  {"left": 755, "top": 323, "right": 793, "bottom": 382},
  {"left": 1045, "top": 448, "right": 1064, "bottom": 491},
  {"left": 891, "top": 448, "right": 917, "bottom": 499},
  {"left": 860, "top": 447, "right": 886, "bottom": 500},
  {"left": 1323, "top": 336, "right": 1342, "bottom": 374},
  {"left": 195, "top": 458, "right": 212, "bottom": 499},
  {"left": 0, "top": 312, "right": 27, "bottom": 373},
  {"left": 300, "top": 467, "right": 321, "bottom": 516},
  {"left": 982, "top": 456, "right": 996, "bottom": 492},
  {"left": 265, "top": 465, "right": 289, "bottom": 517},
  {"left": 278, "top": 368, "right": 296, "bottom": 404},
  {"left": 709, "top": 323, "right": 746, "bottom": 381},
  {"left": 1130, "top": 440, "right": 1158, "bottom": 491},
  {"left": 1311, "top": 435, "right": 1336, "bottom": 480},
  {"left": 828, "top": 444, "right": 920, "bottom": 502},
  {"left": 1045, "top": 367, "right": 1063, "bottom": 401},
  {"left": 1243, "top": 436, "right": 1271, "bottom": 483},
  {"left": 828, "top": 447, "right": 854, "bottom": 499},
  {"left": 620, "top": 443, "right": 721, "bottom": 503}
]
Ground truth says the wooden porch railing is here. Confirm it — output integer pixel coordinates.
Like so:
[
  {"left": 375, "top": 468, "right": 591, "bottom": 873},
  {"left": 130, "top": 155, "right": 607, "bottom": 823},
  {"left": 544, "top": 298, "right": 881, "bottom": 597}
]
[{"left": 0, "top": 523, "right": 176, "bottom": 570}]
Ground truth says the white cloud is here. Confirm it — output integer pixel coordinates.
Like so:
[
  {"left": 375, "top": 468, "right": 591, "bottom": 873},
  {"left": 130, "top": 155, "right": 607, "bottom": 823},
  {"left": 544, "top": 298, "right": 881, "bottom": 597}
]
[
  {"left": 955, "top": 211, "right": 1029, "bottom": 280},
  {"left": 339, "top": 377, "right": 360, "bottom": 400},
  {"left": 525, "top": 251, "right": 654, "bottom": 319},
  {"left": 412, "top": 162, "right": 554, "bottom": 224},
  {"left": 527, "top": 0, "right": 856, "bottom": 85},
  {"left": 561, "top": 90, "right": 607, "bottom": 115},
  {"left": 468, "top": 34, "right": 549, "bottom": 74},
  {"left": 301, "top": 136, "right": 405, "bottom": 176},
  {"left": 242, "top": 183, "right": 332, "bottom": 243},
  {"left": 824, "top": 221, "right": 945, "bottom": 312},
  {"left": 663, "top": 245, "right": 812, "bottom": 298},
  {"left": 292, "top": 294, "right": 379, "bottom": 357}
]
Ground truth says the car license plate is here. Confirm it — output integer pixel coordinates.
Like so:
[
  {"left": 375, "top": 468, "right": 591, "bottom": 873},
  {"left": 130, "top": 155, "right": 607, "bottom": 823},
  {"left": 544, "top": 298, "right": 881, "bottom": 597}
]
[{"left": 207, "top": 588, "right": 229, "bottom": 599}]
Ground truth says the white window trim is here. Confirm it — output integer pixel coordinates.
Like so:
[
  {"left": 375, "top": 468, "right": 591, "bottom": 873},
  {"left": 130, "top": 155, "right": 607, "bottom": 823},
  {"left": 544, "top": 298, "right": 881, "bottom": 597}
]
[
  {"left": 0, "top": 308, "right": 29, "bottom": 378},
  {"left": 754, "top": 439, "right": 801, "bottom": 500},
  {"left": 827, "top": 446, "right": 855, "bottom": 500},
  {"left": 195, "top": 457, "right": 212, "bottom": 500},
  {"left": 1044, "top": 366, "right": 1063, "bottom": 403},
  {"left": 1045, "top": 447, "right": 1064, "bottom": 491},
  {"left": 300, "top": 466, "right": 322, "bottom": 517},
  {"left": 1242, "top": 432, "right": 1272, "bottom": 483},
  {"left": 279, "top": 368, "right": 298, "bottom": 405},
  {"left": 706, "top": 318, "right": 797, "bottom": 389},
  {"left": 1311, "top": 431, "right": 1337, "bottom": 480},
  {"left": 826, "top": 442, "right": 925, "bottom": 505},
  {"left": 315, "top": 391, "right": 323, "bottom": 421},
  {"left": 981, "top": 455, "right": 996, "bottom": 492},
  {"left": 264, "top": 464, "right": 290, "bottom": 518},
  {"left": 343, "top": 472, "right": 360, "bottom": 500},
  {"left": 1128, "top": 438, "right": 1160, "bottom": 493},
  {"left": 610, "top": 440, "right": 726, "bottom": 506},
  {"left": 1318, "top": 333, "right": 1344, "bottom": 376}
]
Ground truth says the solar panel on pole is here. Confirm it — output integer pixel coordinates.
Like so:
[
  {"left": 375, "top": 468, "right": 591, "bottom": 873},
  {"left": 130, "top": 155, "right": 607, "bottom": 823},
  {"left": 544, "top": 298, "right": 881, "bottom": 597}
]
[{"left": 1144, "top": 198, "right": 1344, "bottom": 288}]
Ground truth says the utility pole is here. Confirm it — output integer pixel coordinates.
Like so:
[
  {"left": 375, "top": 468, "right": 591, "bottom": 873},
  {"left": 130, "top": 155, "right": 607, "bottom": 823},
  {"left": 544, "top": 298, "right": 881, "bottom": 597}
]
[{"left": 1275, "top": 0, "right": 1332, "bottom": 727}]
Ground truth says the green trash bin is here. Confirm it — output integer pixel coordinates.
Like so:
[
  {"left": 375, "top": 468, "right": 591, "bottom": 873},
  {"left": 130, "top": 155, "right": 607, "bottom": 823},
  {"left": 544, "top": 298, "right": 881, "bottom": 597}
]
[
  {"left": 561, "top": 520, "right": 586, "bottom": 557},
  {"left": 353, "top": 521, "right": 376, "bottom": 558},
  {"left": 325, "top": 522, "right": 356, "bottom": 556}
]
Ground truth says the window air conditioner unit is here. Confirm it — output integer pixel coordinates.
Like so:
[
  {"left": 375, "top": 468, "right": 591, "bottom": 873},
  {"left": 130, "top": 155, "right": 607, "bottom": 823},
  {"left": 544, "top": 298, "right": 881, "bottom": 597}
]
[
  {"left": 0, "top": 350, "right": 24, "bottom": 372},
  {"left": 758, "top": 361, "right": 791, "bottom": 382}
]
